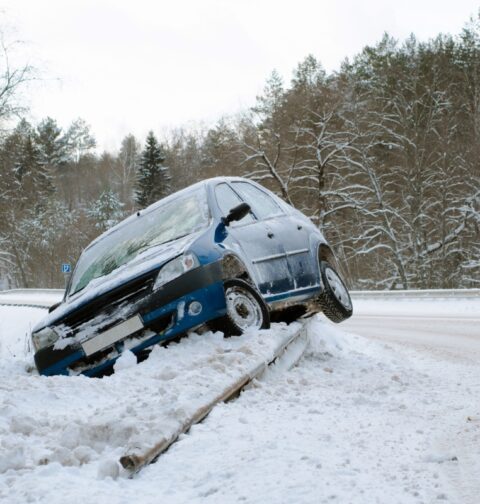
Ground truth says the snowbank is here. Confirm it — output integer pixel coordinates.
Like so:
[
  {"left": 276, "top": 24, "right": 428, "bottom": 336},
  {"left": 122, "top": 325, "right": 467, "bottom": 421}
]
[
  {"left": 0, "top": 303, "right": 478, "bottom": 503},
  {"left": 0, "top": 304, "right": 303, "bottom": 502},
  {"left": 0, "top": 305, "right": 45, "bottom": 372}
]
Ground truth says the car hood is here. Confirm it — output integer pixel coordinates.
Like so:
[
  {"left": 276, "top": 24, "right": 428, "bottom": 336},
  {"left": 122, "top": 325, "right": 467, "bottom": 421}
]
[{"left": 33, "top": 233, "right": 199, "bottom": 332}]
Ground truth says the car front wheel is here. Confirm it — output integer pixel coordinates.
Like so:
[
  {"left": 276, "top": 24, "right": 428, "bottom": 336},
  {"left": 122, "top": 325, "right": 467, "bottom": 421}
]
[
  {"left": 317, "top": 261, "right": 353, "bottom": 323},
  {"left": 208, "top": 278, "right": 270, "bottom": 336}
]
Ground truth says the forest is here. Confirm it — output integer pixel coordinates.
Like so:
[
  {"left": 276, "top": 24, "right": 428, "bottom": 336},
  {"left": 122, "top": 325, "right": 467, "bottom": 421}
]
[{"left": 0, "top": 19, "right": 479, "bottom": 290}]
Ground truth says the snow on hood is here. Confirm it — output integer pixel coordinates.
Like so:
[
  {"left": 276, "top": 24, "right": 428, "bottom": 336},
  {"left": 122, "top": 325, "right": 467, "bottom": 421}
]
[{"left": 32, "top": 233, "right": 199, "bottom": 332}]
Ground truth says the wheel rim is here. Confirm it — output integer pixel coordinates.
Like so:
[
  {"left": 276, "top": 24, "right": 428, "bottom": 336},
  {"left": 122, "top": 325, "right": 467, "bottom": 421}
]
[
  {"left": 325, "top": 267, "right": 352, "bottom": 310},
  {"left": 225, "top": 286, "right": 263, "bottom": 330}
]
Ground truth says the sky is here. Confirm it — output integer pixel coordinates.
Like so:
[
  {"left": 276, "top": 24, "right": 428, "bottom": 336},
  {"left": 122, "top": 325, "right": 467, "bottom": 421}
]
[{"left": 2, "top": 0, "right": 480, "bottom": 152}]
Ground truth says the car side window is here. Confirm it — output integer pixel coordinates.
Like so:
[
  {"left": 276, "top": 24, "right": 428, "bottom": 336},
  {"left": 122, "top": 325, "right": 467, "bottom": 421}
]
[
  {"left": 215, "top": 183, "right": 254, "bottom": 224},
  {"left": 232, "top": 182, "right": 284, "bottom": 220}
]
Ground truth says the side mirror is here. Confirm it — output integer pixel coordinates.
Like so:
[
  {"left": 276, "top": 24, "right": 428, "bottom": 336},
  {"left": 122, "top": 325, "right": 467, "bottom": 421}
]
[
  {"left": 48, "top": 301, "right": 62, "bottom": 313},
  {"left": 222, "top": 203, "right": 251, "bottom": 226}
]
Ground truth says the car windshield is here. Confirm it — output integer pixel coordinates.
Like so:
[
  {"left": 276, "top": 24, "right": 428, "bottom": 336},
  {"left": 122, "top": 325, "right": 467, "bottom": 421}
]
[{"left": 69, "top": 188, "right": 209, "bottom": 295}]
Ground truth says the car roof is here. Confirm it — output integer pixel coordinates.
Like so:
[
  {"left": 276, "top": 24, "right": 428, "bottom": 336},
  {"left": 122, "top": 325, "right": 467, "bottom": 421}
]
[{"left": 84, "top": 177, "right": 254, "bottom": 252}]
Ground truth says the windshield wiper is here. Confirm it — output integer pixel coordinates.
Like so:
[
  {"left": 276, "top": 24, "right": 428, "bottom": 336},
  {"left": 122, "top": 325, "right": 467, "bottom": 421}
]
[{"left": 160, "top": 233, "right": 192, "bottom": 245}]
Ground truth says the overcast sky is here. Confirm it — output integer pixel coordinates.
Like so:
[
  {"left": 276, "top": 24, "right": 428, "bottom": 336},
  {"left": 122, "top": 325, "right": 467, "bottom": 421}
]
[{"left": 3, "top": 0, "right": 480, "bottom": 151}]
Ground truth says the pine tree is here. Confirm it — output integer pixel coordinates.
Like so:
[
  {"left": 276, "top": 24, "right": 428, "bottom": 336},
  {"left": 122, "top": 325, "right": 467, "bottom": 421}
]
[
  {"left": 0, "top": 125, "right": 25, "bottom": 207},
  {"left": 35, "top": 117, "right": 69, "bottom": 167},
  {"left": 87, "top": 189, "right": 125, "bottom": 231},
  {"left": 135, "top": 131, "right": 171, "bottom": 208},
  {"left": 12, "top": 120, "right": 55, "bottom": 205}
]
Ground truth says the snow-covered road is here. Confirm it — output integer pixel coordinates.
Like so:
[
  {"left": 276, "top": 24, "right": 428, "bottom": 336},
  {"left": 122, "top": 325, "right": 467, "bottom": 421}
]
[
  {"left": 0, "top": 292, "right": 479, "bottom": 504},
  {"left": 344, "top": 296, "right": 480, "bottom": 363},
  {"left": 343, "top": 316, "right": 480, "bottom": 362}
]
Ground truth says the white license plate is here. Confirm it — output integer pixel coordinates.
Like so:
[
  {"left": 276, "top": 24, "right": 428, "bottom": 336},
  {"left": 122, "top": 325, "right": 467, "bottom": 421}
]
[{"left": 81, "top": 315, "right": 144, "bottom": 357}]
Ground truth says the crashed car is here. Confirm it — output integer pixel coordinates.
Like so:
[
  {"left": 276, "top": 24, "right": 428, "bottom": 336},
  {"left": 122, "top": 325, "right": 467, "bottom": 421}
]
[{"left": 31, "top": 177, "right": 352, "bottom": 376}]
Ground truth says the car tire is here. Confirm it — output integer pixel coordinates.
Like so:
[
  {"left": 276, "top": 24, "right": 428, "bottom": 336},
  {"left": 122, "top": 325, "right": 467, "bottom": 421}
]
[
  {"left": 317, "top": 261, "right": 353, "bottom": 323},
  {"left": 208, "top": 278, "right": 270, "bottom": 336}
]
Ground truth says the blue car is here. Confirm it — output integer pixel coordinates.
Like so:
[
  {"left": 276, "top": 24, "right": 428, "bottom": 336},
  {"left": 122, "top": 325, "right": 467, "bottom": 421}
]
[{"left": 31, "top": 177, "right": 352, "bottom": 377}]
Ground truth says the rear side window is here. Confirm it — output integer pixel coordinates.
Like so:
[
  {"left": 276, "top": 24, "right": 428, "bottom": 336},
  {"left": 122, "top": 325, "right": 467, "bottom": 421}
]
[
  {"left": 232, "top": 182, "right": 284, "bottom": 220},
  {"left": 215, "top": 183, "right": 254, "bottom": 224}
]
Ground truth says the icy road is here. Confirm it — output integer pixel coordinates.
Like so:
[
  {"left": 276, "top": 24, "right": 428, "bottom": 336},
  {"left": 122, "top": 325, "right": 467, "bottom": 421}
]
[{"left": 0, "top": 292, "right": 479, "bottom": 504}]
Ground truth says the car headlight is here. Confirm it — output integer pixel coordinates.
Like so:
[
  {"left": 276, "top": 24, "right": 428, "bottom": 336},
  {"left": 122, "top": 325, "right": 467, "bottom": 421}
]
[
  {"left": 153, "top": 253, "right": 199, "bottom": 290},
  {"left": 32, "top": 327, "right": 60, "bottom": 352}
]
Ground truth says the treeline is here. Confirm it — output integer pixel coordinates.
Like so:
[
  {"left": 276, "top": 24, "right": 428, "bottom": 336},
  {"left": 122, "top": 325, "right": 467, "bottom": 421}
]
[
  {"left": 0, "top": 118, "right": 174, "bottom": 288},
  {"left": 1, "top": 21, "right": 479, "bottom": 289}
]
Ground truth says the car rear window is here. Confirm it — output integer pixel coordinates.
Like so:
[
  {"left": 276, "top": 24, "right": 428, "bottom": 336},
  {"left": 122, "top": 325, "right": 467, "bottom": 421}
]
[{"left": 232, "top": 182, "right": 284, "bottom": 220}]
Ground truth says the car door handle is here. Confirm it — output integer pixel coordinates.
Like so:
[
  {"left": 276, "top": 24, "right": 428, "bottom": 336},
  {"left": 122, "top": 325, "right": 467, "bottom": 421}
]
[{"left": 267, "top": 232, "right": 274, "bottom": 238}]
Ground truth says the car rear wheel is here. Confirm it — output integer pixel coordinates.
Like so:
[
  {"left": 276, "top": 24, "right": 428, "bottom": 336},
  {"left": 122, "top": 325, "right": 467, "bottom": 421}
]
[
  {"left": 208, "top": 278, "right": 270, "bottom": 336},
  {"left": 317, "top": 261, "right": 353, "bottom": 323}
]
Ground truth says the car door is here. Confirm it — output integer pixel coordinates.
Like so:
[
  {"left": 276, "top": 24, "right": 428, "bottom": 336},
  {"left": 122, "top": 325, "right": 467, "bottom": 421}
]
[
  {"left": 231, "top": 181, "right": 317, "bottom": 290},
  {"left": 214, "top": 182, "right": 293, "bottom": 295}
]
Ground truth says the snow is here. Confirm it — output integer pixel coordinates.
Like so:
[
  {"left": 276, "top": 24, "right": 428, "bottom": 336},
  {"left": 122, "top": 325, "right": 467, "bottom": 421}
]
[
  {"left": 112, "top": 349, "right": 137, "bottom": 372},
  {"left": 0, "top": 289, "right": 63, "bottom": 308},
  {"left": 0, "top": 305, "right": 45, "bottom": 368},
  {"left": 0, "top": 295, "right": 479, "bottom": 503},
  {"left": 352, "top": 295, "right": 479, "bottom": 319},
  {"left": 53, "top": 301, "right": 134, "bottom": 350}
]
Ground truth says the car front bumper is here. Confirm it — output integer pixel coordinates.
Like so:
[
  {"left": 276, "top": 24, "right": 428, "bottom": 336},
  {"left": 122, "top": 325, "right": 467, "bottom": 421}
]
[{"left": 34, "top": 261, "right": 226, "bottom": 377}]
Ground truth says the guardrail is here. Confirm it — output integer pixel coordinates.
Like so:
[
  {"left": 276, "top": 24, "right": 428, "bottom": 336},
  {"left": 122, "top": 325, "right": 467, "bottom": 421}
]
[
  {"left": 0, "top": 288, "right": 479, "bottom": 309},
  {"left": 0, "top": 289, "right": 64, "bottom": 308},
  {"left": 120, "top": 321, "right": 310, "bottom": 476},
  {"left": 350, "top": 289, "right": 480, "bottom": 299}
]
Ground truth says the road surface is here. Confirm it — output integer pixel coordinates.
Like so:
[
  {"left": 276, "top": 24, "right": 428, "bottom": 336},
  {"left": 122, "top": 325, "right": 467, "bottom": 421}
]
[{"left": 343, "top": 314, "right": 480, "bottom": 363}]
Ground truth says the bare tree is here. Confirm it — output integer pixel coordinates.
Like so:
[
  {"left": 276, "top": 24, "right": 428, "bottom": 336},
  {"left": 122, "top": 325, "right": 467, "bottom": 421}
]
[
  {"left": 0, "top": 29, "right": 36, "bottom": 126},
  {"left": 239, "top": 114, "right": 294, "bottom": 204},
  {"left": 114, "top": 133, "right": 140, "bottom": 206}
]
